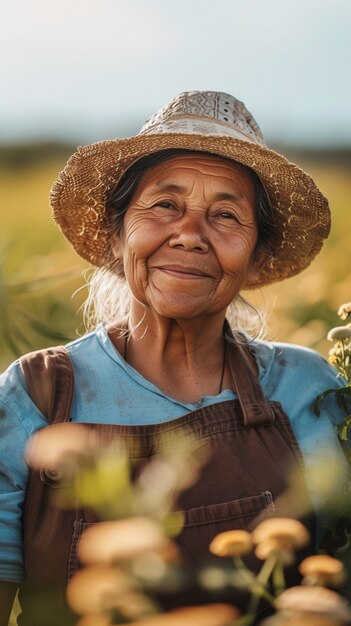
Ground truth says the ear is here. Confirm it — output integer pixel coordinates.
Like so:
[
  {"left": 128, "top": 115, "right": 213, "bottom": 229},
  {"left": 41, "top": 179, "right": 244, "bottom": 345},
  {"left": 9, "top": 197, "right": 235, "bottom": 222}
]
[{"left": 111, "top": 233, "right": 122, "bottom": 261}]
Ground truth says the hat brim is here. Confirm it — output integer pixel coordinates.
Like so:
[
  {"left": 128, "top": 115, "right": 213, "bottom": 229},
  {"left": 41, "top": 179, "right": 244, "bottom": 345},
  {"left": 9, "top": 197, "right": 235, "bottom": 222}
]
[{"left": 50, "top": 133, "right": 330, "bottom": 288}]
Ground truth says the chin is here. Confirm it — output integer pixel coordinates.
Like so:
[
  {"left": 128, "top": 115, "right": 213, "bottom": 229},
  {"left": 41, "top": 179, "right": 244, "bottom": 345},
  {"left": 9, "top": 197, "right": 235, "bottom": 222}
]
[{"left": 149, "top": 296, "right": 218, "bottom": 321}]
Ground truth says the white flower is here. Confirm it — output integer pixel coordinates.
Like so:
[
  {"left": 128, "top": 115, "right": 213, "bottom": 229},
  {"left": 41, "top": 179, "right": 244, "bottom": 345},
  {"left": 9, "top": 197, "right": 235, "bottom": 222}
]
[
  {"left": 338, "top": 302, "right": 351, "bottom": 321},
  {"left": 327, "top": 326, "right": 351, "bottom": 341}
]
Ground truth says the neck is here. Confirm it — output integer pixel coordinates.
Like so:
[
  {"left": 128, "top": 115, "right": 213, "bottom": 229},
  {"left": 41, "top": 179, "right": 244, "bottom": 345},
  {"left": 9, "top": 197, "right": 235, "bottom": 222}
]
[
  {"left": 129, "top": 299, "right": 226, "bottom": 358},
  {"left": 116, "top": 299, "right": 230, "bottom": 403}
]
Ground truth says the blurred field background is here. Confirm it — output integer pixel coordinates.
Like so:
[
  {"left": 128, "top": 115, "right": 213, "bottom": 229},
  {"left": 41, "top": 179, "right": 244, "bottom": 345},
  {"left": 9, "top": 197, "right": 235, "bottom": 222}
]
[
  {"left": 2, "top": 0, "right": 350, "bottom": 372},
  {"left": 1, "top": 142, "right": 350, "bottom": 372}
]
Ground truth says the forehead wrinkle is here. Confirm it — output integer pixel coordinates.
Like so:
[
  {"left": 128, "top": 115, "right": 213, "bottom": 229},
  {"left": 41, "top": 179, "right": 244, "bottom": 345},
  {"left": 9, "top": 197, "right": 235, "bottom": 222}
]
[
  {"left": 153, "top": 175, "right": 203, "bottom": 201},
  {"left": 207, "top": 175, "right": 252, "bottom": 206},
  {"left": 138, "top": 158, "right": 255, "bottom": 206},
  {"left": 145, "top": 178, "right": 250, "bottom": 209},
  {"left": 156, "top": 182, "right": 187, "bottom": 193}
]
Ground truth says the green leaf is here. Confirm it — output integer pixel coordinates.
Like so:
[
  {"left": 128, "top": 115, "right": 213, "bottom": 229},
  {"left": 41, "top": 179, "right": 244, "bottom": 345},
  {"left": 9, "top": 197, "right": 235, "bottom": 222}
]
[
  {"left": 314, "top": 388, "right": 342, "bottom": 416},
  {"left": 339, "top": 424, "right": 349, "bottom": 441}
]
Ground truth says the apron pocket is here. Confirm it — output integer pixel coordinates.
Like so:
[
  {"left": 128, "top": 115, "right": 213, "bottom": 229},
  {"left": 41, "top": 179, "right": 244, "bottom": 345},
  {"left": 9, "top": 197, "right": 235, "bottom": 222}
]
[
  {"left": 181, "top": 490, "right": 274, "bottom": 528},
  {"left": 174, "top": 490, "right": 275, "bottom": 564}
]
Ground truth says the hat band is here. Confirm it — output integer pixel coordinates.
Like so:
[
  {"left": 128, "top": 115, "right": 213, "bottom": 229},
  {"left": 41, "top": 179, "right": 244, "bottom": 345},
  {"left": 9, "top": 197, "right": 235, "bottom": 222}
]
[{"left": 139, "top": 114, "right": 264, "bottom": 145}]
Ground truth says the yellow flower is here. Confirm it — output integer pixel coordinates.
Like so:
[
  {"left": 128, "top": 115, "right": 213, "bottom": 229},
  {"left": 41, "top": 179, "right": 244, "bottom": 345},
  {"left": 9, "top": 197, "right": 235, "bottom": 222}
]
[
  {"left": 299, "top": 555, "right": 347, "bottom": 587},
  {"left": 78, "top": 518, "right": 168, "bottom": 564},
  {"left": 328, "top": 354, "right": 339, "bottom": 365},
  {"left": 209, "top": 530, "right": 253, "bottom": 557},
  {"left": 252, "top": 518, "right": 310, "bottom": 564}
]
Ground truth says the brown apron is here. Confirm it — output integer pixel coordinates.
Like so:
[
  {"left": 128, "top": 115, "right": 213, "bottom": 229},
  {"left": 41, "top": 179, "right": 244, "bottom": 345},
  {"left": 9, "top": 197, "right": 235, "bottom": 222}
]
[{"left": 18, "top": 333, "right": 315, "bottom": 625}]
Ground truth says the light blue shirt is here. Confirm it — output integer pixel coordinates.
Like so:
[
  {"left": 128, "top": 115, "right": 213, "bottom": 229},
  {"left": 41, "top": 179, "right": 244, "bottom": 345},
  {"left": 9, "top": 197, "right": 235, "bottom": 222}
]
[{"left": 0, "top": 324, "right": 350, "bottom": 583}]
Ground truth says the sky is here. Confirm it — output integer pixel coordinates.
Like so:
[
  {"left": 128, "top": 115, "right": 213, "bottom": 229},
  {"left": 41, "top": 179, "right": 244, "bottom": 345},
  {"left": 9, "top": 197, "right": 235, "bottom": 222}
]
[{"left": 1, "top": 0, "right": 351, "bottom": 146}]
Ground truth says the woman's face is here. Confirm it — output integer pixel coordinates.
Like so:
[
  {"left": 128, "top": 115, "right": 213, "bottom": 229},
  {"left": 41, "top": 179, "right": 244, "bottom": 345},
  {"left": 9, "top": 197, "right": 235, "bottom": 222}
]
[{"left": 115, "top": 153, "right": 261, "bottom": 320}]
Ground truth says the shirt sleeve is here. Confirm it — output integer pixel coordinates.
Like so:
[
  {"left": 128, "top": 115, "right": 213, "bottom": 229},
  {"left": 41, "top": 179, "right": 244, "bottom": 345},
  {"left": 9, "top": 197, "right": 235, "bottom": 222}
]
[{"left": 0, "top": 362, "right": 46, "bottom": 583}]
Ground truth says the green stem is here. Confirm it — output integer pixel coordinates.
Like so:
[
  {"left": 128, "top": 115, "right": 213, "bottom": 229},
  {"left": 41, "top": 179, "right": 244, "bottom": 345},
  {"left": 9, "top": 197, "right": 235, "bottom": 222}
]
[
  {"left": 232, "top": 556, "right": 257, "bottom": 585},
  {"left": 272, "top": 556, "right": 286, "bottom": 595},
  {"left": 243, "top": 554, "right": 277, "bottom": 625},
  {"left": 339, "top": 340, "right": 349, "bottom": 382}
]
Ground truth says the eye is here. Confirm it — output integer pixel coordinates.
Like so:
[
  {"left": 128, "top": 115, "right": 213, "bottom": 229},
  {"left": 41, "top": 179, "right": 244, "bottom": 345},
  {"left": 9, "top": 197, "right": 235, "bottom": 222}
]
[
  {"left": 154, "top": 201, "right": 176, "bottom": 210},
  {"left": 216, "top": 210, "right": 239, "bottom": 221}
]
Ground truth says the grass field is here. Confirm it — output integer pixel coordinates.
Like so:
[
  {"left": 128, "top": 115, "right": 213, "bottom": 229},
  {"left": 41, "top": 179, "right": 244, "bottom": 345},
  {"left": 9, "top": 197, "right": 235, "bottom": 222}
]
[{"left": 1, "top": 146, "right": 350, "bottom": 372}]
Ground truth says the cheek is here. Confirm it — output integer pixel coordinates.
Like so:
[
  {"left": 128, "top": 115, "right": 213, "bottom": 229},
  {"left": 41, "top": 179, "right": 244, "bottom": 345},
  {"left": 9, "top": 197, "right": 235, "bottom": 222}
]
[
  {"left": 120, "top": 218, "right": 166, "bottom": 299},
  {"left": 121, "top": 216, "right": 164, "bottom": 261},
  {"left": 218, "top": 231, "right": 258, "bottom": 277}
]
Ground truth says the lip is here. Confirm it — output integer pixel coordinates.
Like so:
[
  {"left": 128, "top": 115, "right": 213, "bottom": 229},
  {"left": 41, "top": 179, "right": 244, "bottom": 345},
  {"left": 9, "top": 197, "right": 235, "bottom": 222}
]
[{"left": 154, "top": 265, "right": 213, "bottom": 279}]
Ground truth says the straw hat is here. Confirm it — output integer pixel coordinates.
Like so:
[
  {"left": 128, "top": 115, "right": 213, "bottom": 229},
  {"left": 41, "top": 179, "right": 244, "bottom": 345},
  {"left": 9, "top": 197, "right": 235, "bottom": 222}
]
[{"left": 50, "top": 91, "right": 330, "bottom": 287}]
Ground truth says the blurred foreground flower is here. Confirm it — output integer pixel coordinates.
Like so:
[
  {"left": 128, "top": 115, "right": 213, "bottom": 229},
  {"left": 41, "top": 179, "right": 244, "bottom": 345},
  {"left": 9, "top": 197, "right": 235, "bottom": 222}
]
[
  {"left": 209, "top": 530, "right": 253, "bottom": 557},
  {"left": 78, "top": 518, "right": 169, "bottom": 564},
  {"left": 126, "top": 603, "right": 239, "bottom": 625},
  {"left": 76, "top": 614, "right": 112, "bottom": 626},
  {"left": 66, "top": 565, "right": 135, "bottom": 614},
  {"left": 261, "top": 612, "right": 348, "bottom": 626},
  {"left": 338, "top": 302, "right": 351, "bottom": 321},
  {"left": 252, "top": 518, "right": 310, "bottom": 565},
  {"left": 25, "top": 423, "right": 98, "bottom": 477},
  {"left": 299, "top": 555, "right": 346, "bottom": 588},
  {"left": 274, "top": 586, "right": 351, "bottom": 623},
  {"left": 68, "top": 569, "right": 157, "bottom": 622}
]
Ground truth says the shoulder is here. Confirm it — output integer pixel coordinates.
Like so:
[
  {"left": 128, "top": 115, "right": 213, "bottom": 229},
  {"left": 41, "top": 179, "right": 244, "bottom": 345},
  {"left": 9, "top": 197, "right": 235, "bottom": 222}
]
[
  {"left": 0, "top": 327, "right": 102, "bottom": 392},
  {"left": 250, "top": 338, "right": 349, "bottom": 428},
  {"left": 250, "top": 337, "right": 326, "bottom": 367},
  {"left": 250, "top": 339, "right": 343, "bottom": 390},
  {"left": 64, "top": 324, "right": 117, "bottom": 362},
  {"left": 0, "top": 327, "right": 107, "bottom": 424},
  {"left": 0, "top": 356, "right": 47, "bottom": 437}
]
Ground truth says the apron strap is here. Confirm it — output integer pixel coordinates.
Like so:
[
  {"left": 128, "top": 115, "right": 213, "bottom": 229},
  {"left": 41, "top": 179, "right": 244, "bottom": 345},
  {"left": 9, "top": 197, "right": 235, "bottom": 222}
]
[
  {"left": 224, "top": 322, "right": 275, "bottom": 426},
  {"left": 20, "top": 347, "right": 74, "bottom": 424}
]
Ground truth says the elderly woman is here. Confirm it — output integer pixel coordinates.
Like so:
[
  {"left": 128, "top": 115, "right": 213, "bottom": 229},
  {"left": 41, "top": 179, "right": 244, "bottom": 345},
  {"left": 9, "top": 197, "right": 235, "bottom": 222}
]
[{"left": 0, "top": 91, "right": 349, "bottom": 625}]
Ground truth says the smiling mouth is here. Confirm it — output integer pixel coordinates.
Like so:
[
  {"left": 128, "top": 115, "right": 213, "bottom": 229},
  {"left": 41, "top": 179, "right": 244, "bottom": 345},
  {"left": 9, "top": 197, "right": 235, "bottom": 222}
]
[{"left": 155, "top": 265, "right": 213, "bottom": 279}]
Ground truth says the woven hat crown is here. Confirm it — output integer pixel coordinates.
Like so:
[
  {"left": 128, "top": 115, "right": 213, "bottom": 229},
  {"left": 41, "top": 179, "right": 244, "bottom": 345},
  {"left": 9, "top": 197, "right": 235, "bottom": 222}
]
[{"left": 139, "top": 91, "right": 265, "bottom": 145}]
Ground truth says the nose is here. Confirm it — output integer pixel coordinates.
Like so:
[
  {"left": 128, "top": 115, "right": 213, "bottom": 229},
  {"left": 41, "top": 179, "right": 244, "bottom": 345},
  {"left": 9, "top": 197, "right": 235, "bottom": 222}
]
[{"left": 168, "top": 213, "right": 209, "bottom": 253}]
